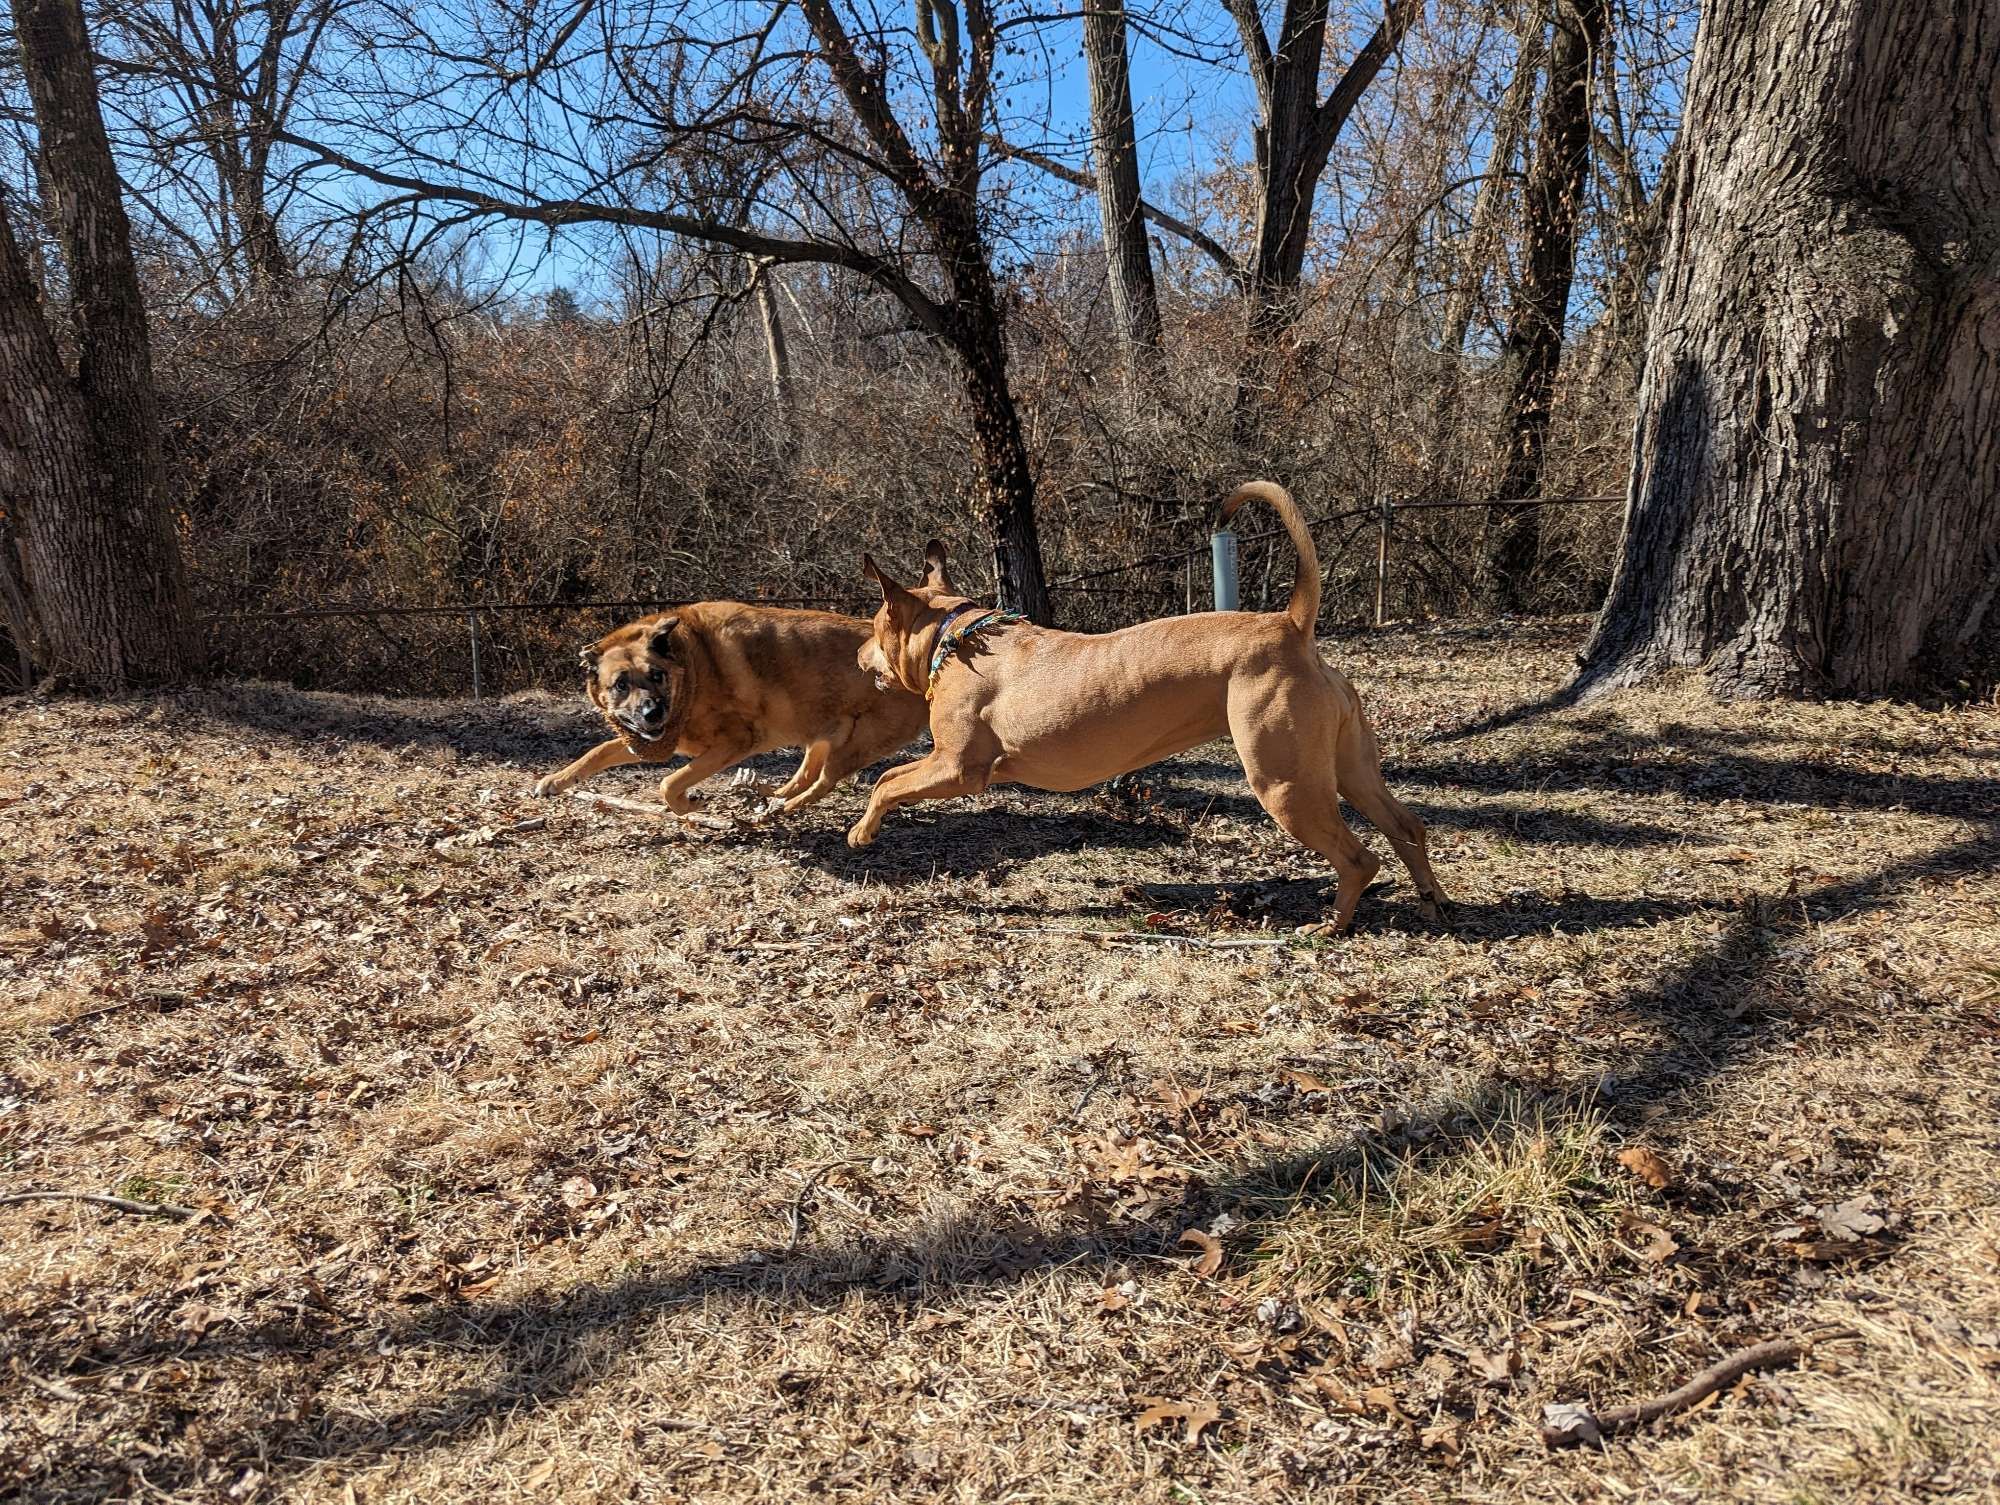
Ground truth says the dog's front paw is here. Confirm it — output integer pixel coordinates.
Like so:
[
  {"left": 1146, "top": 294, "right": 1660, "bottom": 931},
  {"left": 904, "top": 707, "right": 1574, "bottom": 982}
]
[
  {"left": 845, "top": 821, "right": 878, "bottom": 849},
  {"left": 531, "top": 774, "right": 564, "bottom": 798}
]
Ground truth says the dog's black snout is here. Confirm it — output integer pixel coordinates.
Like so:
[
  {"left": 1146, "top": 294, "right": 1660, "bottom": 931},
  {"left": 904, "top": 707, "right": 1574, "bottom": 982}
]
[{"left": 640, "top": 697, "right": 667, "bottom": 723}]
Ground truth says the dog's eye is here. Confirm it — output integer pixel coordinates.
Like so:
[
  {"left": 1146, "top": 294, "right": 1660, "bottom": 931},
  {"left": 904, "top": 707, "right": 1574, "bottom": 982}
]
[
  {"left": 650, "top": 668, "right": 665, "bottom": 683},
  {"left": 613, "top": 674, "right": 629, "bottom": 693}
]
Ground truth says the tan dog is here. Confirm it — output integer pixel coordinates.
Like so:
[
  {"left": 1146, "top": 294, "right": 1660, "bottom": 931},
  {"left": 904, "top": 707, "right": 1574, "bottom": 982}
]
[
  {"left": 534, "top": 602, "right": 928, "bottom": 814},
  {"left": 852, "top": 484, "right": 1444, "bottom": 930}
]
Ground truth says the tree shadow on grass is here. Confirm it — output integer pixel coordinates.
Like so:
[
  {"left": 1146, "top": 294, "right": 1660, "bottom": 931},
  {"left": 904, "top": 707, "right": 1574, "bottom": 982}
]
[{"left": 22, "top": 810, "right": 1995, "bottom": 1500}]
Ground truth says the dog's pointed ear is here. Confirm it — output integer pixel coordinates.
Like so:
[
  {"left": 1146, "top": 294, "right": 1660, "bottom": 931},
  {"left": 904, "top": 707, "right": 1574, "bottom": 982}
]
[
  {"left": 922, "top": 539, "right": 954, "bottom": 593},
  {"left": 577, "top": 643, "right": 602, "bottom": 677},
  {"left": 862, "top": 554, "right": 913, "bottom": 607},
  {"left": 647, "top": 615, "right": 679, "bottom": 658}
]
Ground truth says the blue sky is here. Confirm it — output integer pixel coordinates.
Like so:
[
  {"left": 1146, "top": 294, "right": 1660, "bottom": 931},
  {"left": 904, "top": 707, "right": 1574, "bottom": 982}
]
[{"left": 507, "top": 5, "right": 1260, "bottom": 303}]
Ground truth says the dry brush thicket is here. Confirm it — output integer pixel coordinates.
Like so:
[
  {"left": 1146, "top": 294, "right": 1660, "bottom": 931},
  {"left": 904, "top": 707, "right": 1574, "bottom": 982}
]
[
  {"left": 3, "top": 626, "right": 1997, "bottom": 1500},
  {"left": 165, "top": 263, "right": 1634, "bottom": 697}
]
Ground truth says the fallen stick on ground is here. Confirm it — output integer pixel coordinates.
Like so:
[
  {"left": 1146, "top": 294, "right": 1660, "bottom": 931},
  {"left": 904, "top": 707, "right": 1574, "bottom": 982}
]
[
  {"left": 0, "top": 1190, "right": 202, "bottom": 1221},
  {"left": 568, "top": 791, "right": 750, "bottom": 829},
  {"left": 1542, "top": 1331, "right": 1857, "bottom": 1447},
  {"left": 1000, "top": 926, "right": 1294, "bottom": 950},
  {"left": 569, "top": 790, "right": 675, "bottom": 818}
]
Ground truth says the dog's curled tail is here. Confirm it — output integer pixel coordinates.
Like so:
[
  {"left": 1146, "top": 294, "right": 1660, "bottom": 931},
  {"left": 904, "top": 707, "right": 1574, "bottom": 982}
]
[{"left": 1219, "top": 481, "right": 1320, "bottom": 636}]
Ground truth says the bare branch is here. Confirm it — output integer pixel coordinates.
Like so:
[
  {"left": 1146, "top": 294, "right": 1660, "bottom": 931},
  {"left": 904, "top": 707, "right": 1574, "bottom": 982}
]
[{"left": 988, "top": 135, "right": 1246, "bottom": 291}]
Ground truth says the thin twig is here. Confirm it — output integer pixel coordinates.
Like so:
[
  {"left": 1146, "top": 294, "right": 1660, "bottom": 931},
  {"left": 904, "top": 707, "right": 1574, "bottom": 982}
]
[
  {"left": 0, "top": 1190, "right": 203, "bottom": 1221},
  {"left": 569, "top": 790, "right": 746, "bottom": 831},
  {"left": 25, "top": 1373, "right": 87, "bottom": 1403},
  {"left": 784, "top": 1159, "right": 868, "bottom": 1253},
  {"left": 1542, "top": 1330, "right": 1860, "bottom": 1447}
]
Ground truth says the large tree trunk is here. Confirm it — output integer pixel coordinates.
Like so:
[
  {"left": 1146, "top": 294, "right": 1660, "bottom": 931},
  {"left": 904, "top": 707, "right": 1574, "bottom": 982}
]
[
  {"left": 1577, "top": 0, "right": 2000, "bottom": 700},
  {"left": 1482, "top": 0, "right": 1608, "bottom": 609},
  {"left": 2, "top": 0, "right": 194, "bottom": 685},
  {"left": 1081, "top": 0, "right": 1160, "bottom": 366},
  {"left": 953, "top": 292, "right": 1053, "bottom": 624}
]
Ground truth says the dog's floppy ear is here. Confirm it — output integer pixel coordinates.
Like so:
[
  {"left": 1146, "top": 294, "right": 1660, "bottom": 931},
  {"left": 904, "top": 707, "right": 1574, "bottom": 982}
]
[
  {"left": 647, "top": 615, "right": 679, "bottom": 658},
  {"left": 922, "top": 539, "right": 954, "bottom": 593},
  {"left": 577, "top": 643, "right": 602, "bottom": 677}
]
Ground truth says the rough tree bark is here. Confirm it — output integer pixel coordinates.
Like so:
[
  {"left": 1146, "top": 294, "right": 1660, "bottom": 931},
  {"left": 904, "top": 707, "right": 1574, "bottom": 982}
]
[
  {"left": 0, "top": 0, "right": 194, "bottom": 686},
  {"left": 1482, "top": 0, "right": 1608, "bottom": 608},
  {"left": 1081, "top": 0, "right": 1161, "bottom": 367},
  {"left": 1576, "top": 0, "right": 2000, "bottom": 699}
]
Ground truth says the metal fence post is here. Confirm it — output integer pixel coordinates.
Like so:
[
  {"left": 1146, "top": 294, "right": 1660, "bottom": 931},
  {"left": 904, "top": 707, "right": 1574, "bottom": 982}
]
[
  {"left": 1211, "top": 529, "right": 1240, "bottom": 611},
  {"left": 1373, "top": 496, "right": 1392, "bottom": 628},
  {"left": 467, "top": 609, "right": 484, "bottom": 701}
]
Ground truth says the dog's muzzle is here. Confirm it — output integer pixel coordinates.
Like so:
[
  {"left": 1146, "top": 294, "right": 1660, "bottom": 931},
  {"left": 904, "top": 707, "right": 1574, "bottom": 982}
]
[{"left": 618, "top": 699, "right": 671, "bottom": 742}]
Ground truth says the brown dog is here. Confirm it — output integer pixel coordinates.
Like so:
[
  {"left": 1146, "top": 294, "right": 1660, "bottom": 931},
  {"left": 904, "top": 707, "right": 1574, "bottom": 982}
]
[
  {"left": 533, "top": 602, "right": 928, "bottom": 814},
  {"left": 852, "top": 484, "right": 1444, "bottom": 930}
]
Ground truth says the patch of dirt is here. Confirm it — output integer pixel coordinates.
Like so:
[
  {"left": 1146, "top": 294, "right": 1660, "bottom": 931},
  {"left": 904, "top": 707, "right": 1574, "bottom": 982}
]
[{"left": 3, "top": 623, "right": 1998, "bottom": 1502}]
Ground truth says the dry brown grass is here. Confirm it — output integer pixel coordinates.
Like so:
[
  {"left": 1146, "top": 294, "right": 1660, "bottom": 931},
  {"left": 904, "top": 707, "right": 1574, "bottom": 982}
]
[{"left": 4, "top": 622, "right": 1998, "bottom": 1503}]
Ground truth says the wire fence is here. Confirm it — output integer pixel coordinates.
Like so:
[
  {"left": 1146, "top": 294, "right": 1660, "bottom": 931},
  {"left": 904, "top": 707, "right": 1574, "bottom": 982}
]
[{"left": 169, "top": 492, "right": 1623, "bottom": 699}]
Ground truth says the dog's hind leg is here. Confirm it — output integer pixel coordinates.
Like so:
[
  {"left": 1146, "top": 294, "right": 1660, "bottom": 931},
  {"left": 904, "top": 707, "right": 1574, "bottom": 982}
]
[
  {"left": 534, "top": 738, "right": 644, "bottom": 798},
  {"left": 770, "top": 738, "right": 833, "bottom": 804},
  {"left": 781, "top": 736, "right": 885, "bottom": 814},
  {"left": 1335, "top": 720, "right": 1445, "bottom": 924},
  {"left": 1230, "top": 690, "right": 1381, "bottom": 932}
]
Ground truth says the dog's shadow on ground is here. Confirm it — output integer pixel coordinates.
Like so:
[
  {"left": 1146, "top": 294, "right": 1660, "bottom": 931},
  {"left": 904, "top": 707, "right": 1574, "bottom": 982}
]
[
  {"left": 982, "top": 875, "right": 1725, "bottom": 940},
  {"left": 769, "top": 800, "right": 1188, "bottom": 881}
]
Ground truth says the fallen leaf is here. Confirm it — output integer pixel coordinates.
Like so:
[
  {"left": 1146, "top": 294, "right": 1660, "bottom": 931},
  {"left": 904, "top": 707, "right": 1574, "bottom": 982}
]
[
  {"left": 1618, "top": 1145, "right": 1678, "bottom": 1191},
  {"left": 1178, "top": 1228, "right": 1224, "bottom": 1278},
  {"left": 1455, "top": 1201, "right": 1511, "bottom": 1252},
  {"left": 1277, "top": 1066, "right": 1331, "bottom": 1094},
  {"left": 1467, "top": 1344, "right": 1522, "bottom": 1386},
  {"left": 1362, "top": 1384, "right": 1407, "bottom": 1418},
  {"left": 1420, "top": 1419, "right": 1463, "bottom": 1457},
  {"left": 897, "top": 1121, "right": 940, "bottom": 1138},
  {"left": 1624, "top": 1220, "right": 1678, "bottom": 1263},
  {"left": 1133, "top": 1396, "right": 1221, "bottom": 1444},
  {"left": 1541, "top": 1400, "right": 1602, "bottom": 1448},
  {"left": 521, "top": 1456, "right": 559, "bottom": 1489},
  {"left": 1818, "top": 1195, "right": 1886, "bottom": 1241}
]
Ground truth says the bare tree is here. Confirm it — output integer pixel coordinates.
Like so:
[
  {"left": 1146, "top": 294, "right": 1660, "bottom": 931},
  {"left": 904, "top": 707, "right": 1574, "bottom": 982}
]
[
  {"left": 1228, "top": 0, "right": 1421, "bottom": 352},
  {"left": 1081, "top": 0, "right": 1161, "bottom": 366},
  {"left": 234, "top": 0, "right": 1061, "bottom": 620},
  {"left": 1, "top": 0, "right": 193, "bottom": 684},
  {"left": 1481, "top": 0, "right": 1607, "bottom": 606},
  {"left": 92, "top": 0, "right": 344, "bottom": 300},
  {"left": 1578, "top": 0, "right": 2000, "bottom": 698},
  {"left": 1435, "top": 4, "right": 1542, "bottom": 363}
]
